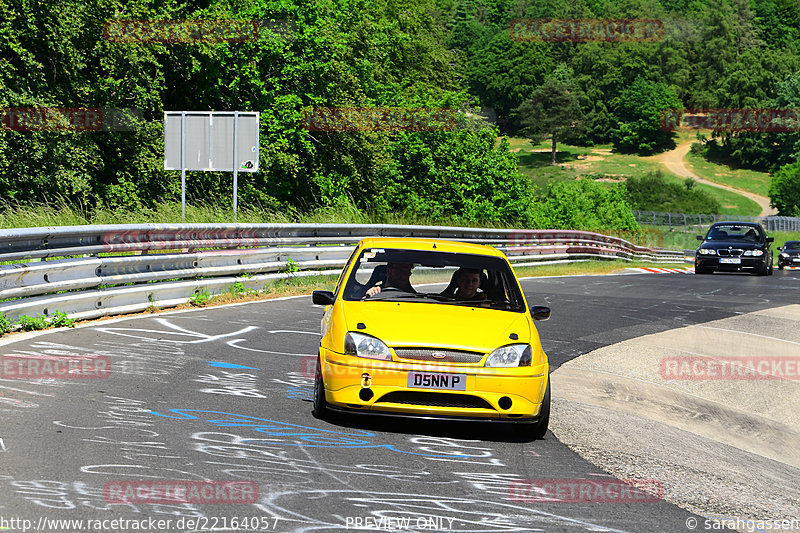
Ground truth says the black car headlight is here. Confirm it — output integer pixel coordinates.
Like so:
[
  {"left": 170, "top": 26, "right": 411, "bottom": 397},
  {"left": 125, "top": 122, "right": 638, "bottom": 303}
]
[
  {"left": 699, "top": 249, "right": 716, "bottom": 255},
  {"left": 744, "top": 250, "right": 764, "bottom": 257}
]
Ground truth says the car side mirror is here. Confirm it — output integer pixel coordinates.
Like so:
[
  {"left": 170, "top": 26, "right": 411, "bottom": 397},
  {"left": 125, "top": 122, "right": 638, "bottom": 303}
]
[
  {"left": 696, "top": 235, "right": 703, "bottom": 241},
  {"left": 312, "top": 290, "right": 335, "bottom": 305},
  {"left": 531, "top": 306, "right": 551, "bottom": 321},
  {"left": 766, "top": 237, "right": 774, "bottom": 243}
]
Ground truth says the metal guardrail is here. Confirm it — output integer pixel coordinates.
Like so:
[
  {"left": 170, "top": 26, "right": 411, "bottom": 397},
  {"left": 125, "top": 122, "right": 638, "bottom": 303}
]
[
  {"left": 633, "top": 210, "right": 800, "bottom": 233},
  {"left": 0, "top": 224, "right": 683, "bottom": 323}
]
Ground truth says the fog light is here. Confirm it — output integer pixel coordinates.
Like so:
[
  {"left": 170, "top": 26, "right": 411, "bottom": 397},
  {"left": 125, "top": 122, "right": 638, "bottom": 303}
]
[
  {"left": 359, "top": 388, "right": 374, "bottom": 402},
  {"left": 498, "top": 396, "right": 512, "bottom": 410}
]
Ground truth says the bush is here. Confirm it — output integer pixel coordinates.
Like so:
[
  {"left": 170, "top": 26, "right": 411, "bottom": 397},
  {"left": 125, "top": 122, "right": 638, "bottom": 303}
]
[
  {"left": 49, "top": 310, "right": 76, "bottom": 328},
  {"left": 539, "top": 179, "right": 639, "bottom": 231},
  {"left": 18, "top": 315, "right": 48, "bottom": 331},
  {"left": 0, "top": 313, "right": 11, "bottom": 335},
  {"left": 189, "top": 290, "right": 213, "bottom": 307},
  {"left": 626, "top": 171, "right": 721, "bottom": 214}
]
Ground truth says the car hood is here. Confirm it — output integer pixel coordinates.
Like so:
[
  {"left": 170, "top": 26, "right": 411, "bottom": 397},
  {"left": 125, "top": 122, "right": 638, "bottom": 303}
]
[
  {"left": 340, "top": 301, "right": 532, "bottom": 352},
  {"left": 701, "top": 240, "right": 764, "bottom": 249}
]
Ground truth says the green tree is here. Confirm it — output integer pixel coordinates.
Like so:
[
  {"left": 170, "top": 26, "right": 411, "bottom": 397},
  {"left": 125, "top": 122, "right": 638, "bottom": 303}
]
[
  {"left": 611, "top": 77, "right": 682, "bottom": 154},
  {"left": 769, "top": 161, "right": 800, "bottom": 216},
  {"left": 516, "top": 68, "right": 583, "bottom": 165}
]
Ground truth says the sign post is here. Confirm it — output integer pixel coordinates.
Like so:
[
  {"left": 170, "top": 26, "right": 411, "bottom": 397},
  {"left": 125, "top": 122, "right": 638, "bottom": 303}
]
[{"left": 164, "top": 111, "right": 259, "bottom": 220}]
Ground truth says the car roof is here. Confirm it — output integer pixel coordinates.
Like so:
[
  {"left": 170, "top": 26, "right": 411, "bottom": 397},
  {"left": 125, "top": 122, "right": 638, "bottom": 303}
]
[
  {"left": 710, "top": 221, "right": 761, "bottom": 227},
  {"left": 356, "top": 237, "right": 505, "bottom": 258}
]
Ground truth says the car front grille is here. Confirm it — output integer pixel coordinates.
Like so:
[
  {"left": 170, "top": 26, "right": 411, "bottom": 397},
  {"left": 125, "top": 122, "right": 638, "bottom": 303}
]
[
  {"left": 393, "top": 347, "right": 485, "bottom": 364},
  {"left": 376, "top": 391, "right": 494, "bottom": 410},
  {"left": 717, "top": 249, "right": 744, "bottom": 257}
]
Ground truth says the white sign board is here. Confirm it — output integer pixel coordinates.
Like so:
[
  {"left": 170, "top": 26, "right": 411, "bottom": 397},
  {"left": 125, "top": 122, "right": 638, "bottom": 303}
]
[
  {"left": 164, "top": 111, "right": 259, "bottom": 171},
  {"left": 164, "top": 111, "right": 259, "bottom": 219}
]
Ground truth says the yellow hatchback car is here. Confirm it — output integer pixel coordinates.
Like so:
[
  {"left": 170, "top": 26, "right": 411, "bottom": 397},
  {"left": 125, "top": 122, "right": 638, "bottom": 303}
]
[{"left": 311, "top": 237, "right": 551, "bottom": 438}]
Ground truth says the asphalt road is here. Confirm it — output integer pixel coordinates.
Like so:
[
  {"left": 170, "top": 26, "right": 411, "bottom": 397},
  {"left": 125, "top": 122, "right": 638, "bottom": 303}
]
[{"left": 2, "top": 269, "right": 799, "bottom": 533}]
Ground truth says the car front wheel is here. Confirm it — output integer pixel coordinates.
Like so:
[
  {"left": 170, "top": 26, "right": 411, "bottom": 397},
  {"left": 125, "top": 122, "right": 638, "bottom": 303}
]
[
  {"left": 514, "top": 376, "right": 550, "bottom": 440},
  {"left": 312, "top": 356, "right": 328, "bottom": 419}
]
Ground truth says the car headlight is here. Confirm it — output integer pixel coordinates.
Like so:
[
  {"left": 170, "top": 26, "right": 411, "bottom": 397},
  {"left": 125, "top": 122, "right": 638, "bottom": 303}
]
[
  {"left": 344, "top": 332, "right": 392, "bottom": 360},
  {"left": 780, "top": 253, "right": 788, "bottom": 258},
  {"left": 744, "top": 250, "right": 764, "bottom": 256},
  {"left": 485, "top": 344, "right": 532, "bottom": 367},
  {"left": 699, "top": 249, "right": 716, "bottom": 255}
]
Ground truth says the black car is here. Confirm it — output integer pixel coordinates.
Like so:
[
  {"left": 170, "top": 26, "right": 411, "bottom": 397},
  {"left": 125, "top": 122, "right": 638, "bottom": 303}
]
[
  {"left": 695, "top": 222, "right": 773, "bottom": 275},
  {"left": 778, "top": 241, "right": 800, "bottom": 270}
]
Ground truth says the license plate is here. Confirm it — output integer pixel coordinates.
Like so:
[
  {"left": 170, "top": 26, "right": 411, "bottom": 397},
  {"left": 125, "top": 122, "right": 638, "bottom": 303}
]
[
  {"left": 793, "top": 259, "right": 800, "bottom": 263},
  {"left": 719, "top": 258, "right": 740, "bottom": 264},
  {"left": 408, "top": 371, "right": 467, "bottom": 391}
]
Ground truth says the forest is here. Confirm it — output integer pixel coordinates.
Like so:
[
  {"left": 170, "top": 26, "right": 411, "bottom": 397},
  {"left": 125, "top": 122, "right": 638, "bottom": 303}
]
[{"left": 1, "top": 0, "right": 799, "bottom": 228}]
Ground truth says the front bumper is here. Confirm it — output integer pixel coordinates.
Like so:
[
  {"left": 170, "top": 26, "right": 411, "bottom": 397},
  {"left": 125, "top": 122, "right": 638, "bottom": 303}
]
[
  {"left": 320, "top": 348, "right": 548, "bottom": 421},
  {"left": 696, "top": 256, "right": 767, "bottom": 272}
]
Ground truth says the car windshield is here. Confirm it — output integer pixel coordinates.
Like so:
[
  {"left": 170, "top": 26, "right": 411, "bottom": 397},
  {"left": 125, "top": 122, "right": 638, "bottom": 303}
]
[
  {"left": 342, "top": 248, "right": 526, "bottom": 312},
  {"left": 705, "top": 225, "right": 763, "bottom": 242},
  {"left": 784, "top": 242, "right": 800, "bottom": 250}
]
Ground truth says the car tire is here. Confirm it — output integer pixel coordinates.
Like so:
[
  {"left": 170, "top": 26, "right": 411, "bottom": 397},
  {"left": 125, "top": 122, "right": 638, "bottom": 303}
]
[
  {"left": 515, "top": 375, "right": 550, "bottom": 440},
  {"left": 758, "top": 262, "right": 770, "bottom": 276},
  {"left": 695, "top": 266, "right": 710, "bottom": 274},
  {"left": 312, "top": 356, "right": 328, "bottom": 420},
  {"left": 768, "top": 262, "right": 773, "bottom": 275},
  {"left": 779, "top": 264, "right": 784, "bottom": 270}
]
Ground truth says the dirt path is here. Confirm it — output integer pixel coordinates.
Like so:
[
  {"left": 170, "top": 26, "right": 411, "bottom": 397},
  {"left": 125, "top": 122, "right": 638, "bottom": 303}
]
[{"left": 653, "top": 141, "right": 777, "bottom": 216}]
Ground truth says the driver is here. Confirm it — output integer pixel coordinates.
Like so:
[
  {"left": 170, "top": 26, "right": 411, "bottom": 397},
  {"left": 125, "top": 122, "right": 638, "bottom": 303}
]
[{"left": 366, "top": 262, "right": 415, "bottom": 297}]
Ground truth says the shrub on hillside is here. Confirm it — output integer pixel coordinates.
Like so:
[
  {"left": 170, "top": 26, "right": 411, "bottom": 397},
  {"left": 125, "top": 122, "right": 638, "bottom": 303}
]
[
  {"left": 539, "top": 179, "right": 639, "bottom": 231},
  {"left": 625, "top": 171, "right": 721, "bottom": 214}
]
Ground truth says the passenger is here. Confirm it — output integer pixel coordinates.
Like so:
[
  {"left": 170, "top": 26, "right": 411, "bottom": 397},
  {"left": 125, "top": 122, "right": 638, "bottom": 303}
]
[
  {"left": 452, "top": 268, "right": 486, "bottom": 301},
  {"left": 744, "top": 229, "right": 757, "bottom": 241},
  {"left": 366, "top": 262, "right": 415, "bottom": 297}
]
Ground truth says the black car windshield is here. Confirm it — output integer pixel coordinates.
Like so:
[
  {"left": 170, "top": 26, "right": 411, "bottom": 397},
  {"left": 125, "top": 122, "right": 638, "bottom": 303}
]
[
  {"left": 784, "top": 242, "right": 800, "bottom": 250},
  {"left": 342, "top": 248, "right": 526, "bottom": 312},
  {"left": 705, "top": 225, "right": 764, "bottom": 242}
]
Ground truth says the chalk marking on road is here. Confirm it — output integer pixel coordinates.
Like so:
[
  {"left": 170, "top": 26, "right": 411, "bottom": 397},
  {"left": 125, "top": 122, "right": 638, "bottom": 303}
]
[
  {"left": 0, "top": 438, "right": 6, "bottom": 452},
  {"left": 268, "top": 329, "right": 318, "bottom": 335}
]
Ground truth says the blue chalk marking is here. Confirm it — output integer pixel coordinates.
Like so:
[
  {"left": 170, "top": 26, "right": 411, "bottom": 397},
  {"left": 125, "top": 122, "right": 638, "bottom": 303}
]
[
  {"left": 150, "top": 409, "right": 470, "bottom": 458},
  {"left": 208, "top": 361, "right": 259, "bottom": 370}
]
